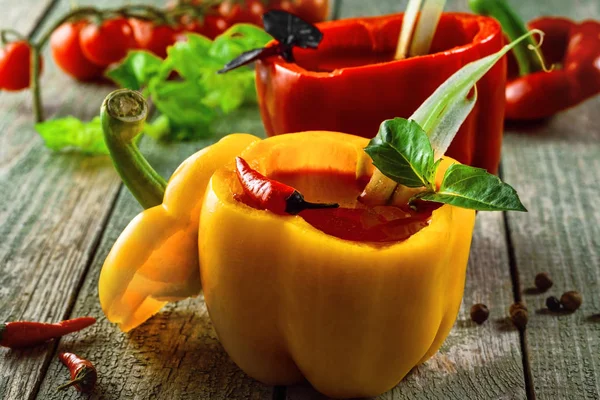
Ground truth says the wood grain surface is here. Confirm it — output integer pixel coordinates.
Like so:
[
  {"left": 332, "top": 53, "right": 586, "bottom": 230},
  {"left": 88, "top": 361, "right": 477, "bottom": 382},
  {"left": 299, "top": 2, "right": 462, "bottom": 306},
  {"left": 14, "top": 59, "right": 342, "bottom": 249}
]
[
  {"left": 0, "top": 1, "right": 147, "bottom": 399},
  {"left": 0, "top": 0, "right": 598, "bottom": 399}
]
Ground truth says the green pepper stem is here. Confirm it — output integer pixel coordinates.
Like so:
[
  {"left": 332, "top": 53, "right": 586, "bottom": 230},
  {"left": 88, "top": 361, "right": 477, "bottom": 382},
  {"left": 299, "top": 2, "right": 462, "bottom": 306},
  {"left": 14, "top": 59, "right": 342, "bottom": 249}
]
[
  {"left": 101, "top": 89, "right": 167, "bottom": 209},
  {"left": 469, "top": 0, "right": 544, "bottom": 76}
]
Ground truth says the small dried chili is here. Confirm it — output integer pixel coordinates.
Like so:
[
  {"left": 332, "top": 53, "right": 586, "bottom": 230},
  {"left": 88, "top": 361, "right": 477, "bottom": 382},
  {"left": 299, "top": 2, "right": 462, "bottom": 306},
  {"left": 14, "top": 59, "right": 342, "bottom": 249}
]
[
  {"left": 57, "top": 352, "right": 97, "bottom": 393},
  {"left": 235, "top": 157, "right": 338, "bottom": 215},
  {"left": 0, "top": 317, "right": 96, "bottom": 349}
]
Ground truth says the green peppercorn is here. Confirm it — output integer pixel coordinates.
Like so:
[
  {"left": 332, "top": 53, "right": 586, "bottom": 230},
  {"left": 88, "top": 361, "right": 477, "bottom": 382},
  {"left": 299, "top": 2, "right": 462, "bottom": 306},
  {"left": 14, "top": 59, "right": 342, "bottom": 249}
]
[
  {"left": 560, "top": 291, "right": 582, "bottom": 312},
  {"left": 470, "top": 303, "right": 489, "bottom": 325},
  {"left": 545, "top": 296, "right": 562, "bottom": 312},
  {"left": 509, "top": 302, "right": 528, "bottom": 329},
  {"left": 534, "top": 272, "right": 553, "bottom": 292}
]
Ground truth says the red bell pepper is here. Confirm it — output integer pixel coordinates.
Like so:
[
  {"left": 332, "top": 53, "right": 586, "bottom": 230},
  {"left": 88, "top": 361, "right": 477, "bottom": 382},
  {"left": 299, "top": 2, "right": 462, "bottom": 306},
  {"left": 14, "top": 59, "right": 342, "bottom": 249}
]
[
  {"left": 470, "top": 0, "right": 600, "bottom": 120},
  {"left": 255, "top": 13, "right": 506, "bottom": 173}
]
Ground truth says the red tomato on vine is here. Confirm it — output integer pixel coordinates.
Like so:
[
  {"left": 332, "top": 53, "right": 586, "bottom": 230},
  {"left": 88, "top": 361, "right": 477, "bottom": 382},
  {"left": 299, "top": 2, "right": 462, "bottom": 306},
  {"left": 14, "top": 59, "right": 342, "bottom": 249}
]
[
  {"left": 79, "top": 18, "right": 137, "bottom": 67},
  {"left": 0, "top": 41, "right": 42, "bottom": 91},
  {"left": 173, "top": 0, "right": 329, "bottom": 39},
  {"left": 129, "top": 19, "right": 179, "bottom": 59},
  {"left": 50, "top": 22, "right": 105, "bottom": 81}
]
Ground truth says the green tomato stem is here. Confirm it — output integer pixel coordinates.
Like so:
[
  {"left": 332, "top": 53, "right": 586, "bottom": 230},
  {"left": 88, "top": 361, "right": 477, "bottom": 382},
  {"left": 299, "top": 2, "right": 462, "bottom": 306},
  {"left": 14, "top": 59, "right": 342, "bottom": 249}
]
[
  {"left": 101, "top": 89, "right": 167, "bottom": 209},
  {"left": 31, "top": 47, "right": 43, "bottom": 122},
  {"left": 468, "top": 0, "right": 544, "bottom": 76}
]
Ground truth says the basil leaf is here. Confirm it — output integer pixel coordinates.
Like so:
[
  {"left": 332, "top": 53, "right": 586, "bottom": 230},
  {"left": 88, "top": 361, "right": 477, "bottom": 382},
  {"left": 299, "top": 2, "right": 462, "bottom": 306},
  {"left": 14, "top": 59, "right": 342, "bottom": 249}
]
[
  {"left": 365, "top": 118, "right": 434, "bottom": 188},
  {"left": 418, "top": 164, "right": 527, "bottom": 211},
  {"left": 35, "top": 116, "right": 108, "bottom": 155},
  {"left": 148, "top": 79, "right": 215, "bottom": 140},
  {"left": 105, "top": 51, "right": 163, "bottom": 90}
]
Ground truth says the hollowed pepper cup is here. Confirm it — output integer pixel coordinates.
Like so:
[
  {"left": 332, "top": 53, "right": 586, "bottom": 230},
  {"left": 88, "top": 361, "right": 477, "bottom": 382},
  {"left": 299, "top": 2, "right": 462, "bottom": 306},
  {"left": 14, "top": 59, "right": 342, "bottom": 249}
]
[{"left": 255, "top": 12, "right": 506, "bottom": 173}]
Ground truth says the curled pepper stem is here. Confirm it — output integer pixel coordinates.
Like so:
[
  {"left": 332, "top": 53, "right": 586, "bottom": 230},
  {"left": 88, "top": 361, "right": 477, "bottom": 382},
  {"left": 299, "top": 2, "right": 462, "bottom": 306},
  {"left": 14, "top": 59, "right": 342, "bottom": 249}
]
[
  {"left": 468, "top": 0, "right": 545, "bottom": 76},
  {"left": 101, "top": 89, "right": 167, "bottom": 209}
]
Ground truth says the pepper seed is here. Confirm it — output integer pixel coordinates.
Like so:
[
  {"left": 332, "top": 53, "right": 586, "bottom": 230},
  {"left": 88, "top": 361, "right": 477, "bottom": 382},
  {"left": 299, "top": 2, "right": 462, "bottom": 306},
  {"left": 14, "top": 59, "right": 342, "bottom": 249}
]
[
  {"left": 534, "top": 272, "right": 553, "bottom": 292},
  {"left": 470, "top": 304, "right": 489, "bottom": 325},
  {"left": 560, "top": 291, "right": 582, "bottom": 312},
  {"left": 545, "top": 296, "right": 562, "bottom": 312}
]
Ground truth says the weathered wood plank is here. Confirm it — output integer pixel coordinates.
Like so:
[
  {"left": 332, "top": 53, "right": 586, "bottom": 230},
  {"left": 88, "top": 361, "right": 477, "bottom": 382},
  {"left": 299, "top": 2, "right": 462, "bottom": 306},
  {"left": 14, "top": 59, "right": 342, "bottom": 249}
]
[
  {"left": 0, "top": 0, "right": 56, "bottom": 32},
  {"left": 337, "top": 0, "right": 599, "bottom": 20},
  {"left": 495, "top": 2, "right": 600, "bottom": 399},
  {"left": 0, "top": 1, "right": 152, "bottom": 399},
  {"left": 34, "top": 108, "right": 271, "bottom": 400},
  {"left": 503, "top": 99, "right": 600, "bottom": 400}
]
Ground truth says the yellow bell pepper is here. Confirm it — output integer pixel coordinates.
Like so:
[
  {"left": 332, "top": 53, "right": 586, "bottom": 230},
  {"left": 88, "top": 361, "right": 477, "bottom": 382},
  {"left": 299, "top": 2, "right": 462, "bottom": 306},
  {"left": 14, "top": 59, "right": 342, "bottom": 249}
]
[
  {"left": 201, "top": 131, "right": 475, "bottom": 398},
  {"left": 98, "top": 90, "right": 474, "bottom": 398},
  {"left": 99, "top": 131, "right": 260, "bottom": 332}
]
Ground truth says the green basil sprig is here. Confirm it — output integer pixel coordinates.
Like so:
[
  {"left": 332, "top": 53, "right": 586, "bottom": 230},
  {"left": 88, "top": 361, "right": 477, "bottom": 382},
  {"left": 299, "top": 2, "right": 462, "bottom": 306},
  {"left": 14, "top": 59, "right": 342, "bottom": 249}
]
[
  {"left": 364, "top": 30, "right": 545, "bottom": 212},
  {"left": 366, "top": 118, "right": 526, "bottom": 211}
]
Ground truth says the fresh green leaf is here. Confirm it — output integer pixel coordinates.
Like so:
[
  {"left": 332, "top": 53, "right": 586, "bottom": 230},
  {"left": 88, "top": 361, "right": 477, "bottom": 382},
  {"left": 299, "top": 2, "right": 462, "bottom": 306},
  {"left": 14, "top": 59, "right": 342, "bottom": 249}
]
[
  {"left": 428, "top": 158, "right": 442, "bottom": 186},
  {"left": 105, "top": 51, "right": 163, "bottom": 90},
  {"left": 364, "top": 118, "right": 434, "bottom": 188},
  {"left": 35, "top": 117, "right": 108, "bottom": 155},
  {"left": 142, "top": 115, "right": 171, "bottom": 141},
  {"left": 167, "top": 34, "right": 214, "bottom": 80},
  {"left": 418, "top": 164, "right": 527, "bottom": 211}
]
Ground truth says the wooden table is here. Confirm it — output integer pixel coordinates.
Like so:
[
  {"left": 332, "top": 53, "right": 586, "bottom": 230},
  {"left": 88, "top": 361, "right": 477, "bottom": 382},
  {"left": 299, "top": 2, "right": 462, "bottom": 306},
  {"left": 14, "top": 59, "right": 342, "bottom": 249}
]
[{"left": 1, "top": 0, "right": 598, "bottom": 399}]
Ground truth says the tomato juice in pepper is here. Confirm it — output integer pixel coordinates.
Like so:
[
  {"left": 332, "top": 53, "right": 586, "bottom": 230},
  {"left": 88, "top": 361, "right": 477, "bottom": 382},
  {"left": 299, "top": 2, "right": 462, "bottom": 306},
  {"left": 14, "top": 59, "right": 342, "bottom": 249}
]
[
  {"left": 237, "top": 168, "right": 436, "bottom": 243},
  {"left": 256, "top": 12, "right": 506, "bottom": 173}
]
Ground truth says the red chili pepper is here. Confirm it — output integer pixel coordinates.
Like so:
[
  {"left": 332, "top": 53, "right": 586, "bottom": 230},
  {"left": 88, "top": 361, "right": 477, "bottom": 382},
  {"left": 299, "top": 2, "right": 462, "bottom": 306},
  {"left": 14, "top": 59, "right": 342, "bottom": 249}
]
[
  {"left": 235, "top": 157, "right": 338, "bottom": 215},
  {"left": 505, "top": 18, "right": 600, "bottom": 120},
  {"left": 57, "top": 352, "right": 97, "bottom": 393},
  {"left": 0, "top": 317, "right": 96, "bottom": 349},
  {"left": 255, "top": 12, "right": 506, "bottom": 173}
]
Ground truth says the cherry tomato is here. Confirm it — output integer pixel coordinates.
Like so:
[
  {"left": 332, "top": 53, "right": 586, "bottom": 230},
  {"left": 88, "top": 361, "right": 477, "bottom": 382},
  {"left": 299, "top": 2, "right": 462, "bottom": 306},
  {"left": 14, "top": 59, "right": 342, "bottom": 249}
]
[
  {"left": 79, "top": 18, "right": 137, "bottom": 67},
  {"left": 129, "top": 19, "right": 179, "bottom": 58},
  {"left": 50, "top": 22, "right": 105, "bottom": 81},
  {"left": 0, "top": 41, "right": 42, "bottom": 91},
  {"left": 285, "top": 0, "right": 329, "bottom": 23},
  {"left": 174, "top": 0, "right": 329, "bottom": 39},
  {"left": 201, "top": 15, "right": 230, "bottom": 39}
]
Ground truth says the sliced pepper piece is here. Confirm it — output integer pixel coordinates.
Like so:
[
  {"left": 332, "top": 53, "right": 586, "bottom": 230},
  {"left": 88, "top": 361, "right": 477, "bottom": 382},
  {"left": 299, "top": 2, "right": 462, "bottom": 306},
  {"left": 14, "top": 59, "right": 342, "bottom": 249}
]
[
  {"left": 98, "top": 91, "right": 260, "bottom": 331},
  {"left": 470, "top": 0, "right": 600, "bottom": 120},
  {"left": 505, "top": 18, "right": 600, "bottom": 120},
  {"left": 200, "top": 131, "right": 475, "bottom": 398},
  {"left": 255, "top": 12, "right": 506, "bottom": 173}
]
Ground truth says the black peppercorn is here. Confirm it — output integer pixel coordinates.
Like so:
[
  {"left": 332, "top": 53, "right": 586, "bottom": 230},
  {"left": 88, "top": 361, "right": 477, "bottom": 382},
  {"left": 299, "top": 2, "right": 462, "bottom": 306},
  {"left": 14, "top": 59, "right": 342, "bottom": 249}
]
[
  {"left": 546, "top": 296, "right": 562, "bottom": 312},
  {"left": 534, "top": 272, "right": 553, "bottom": 292},
  {"left": 509, "top": 302, "right": 528, "bottom": 329},
  {"left": 509, "top": 301, "right": 527, "bottom": 315},
  {"left": 560, "top": 291, "right": 582, "bottom": 312},
  {"left": 470, "top": 304, "right": 489, "bottom": 325}
]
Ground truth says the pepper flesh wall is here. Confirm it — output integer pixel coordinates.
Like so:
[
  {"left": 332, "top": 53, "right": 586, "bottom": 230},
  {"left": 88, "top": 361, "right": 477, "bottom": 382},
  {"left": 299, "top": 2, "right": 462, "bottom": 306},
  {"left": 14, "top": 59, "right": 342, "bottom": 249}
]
[{"left": 255, "top": 12, "right": 506, "bottom": 173}]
